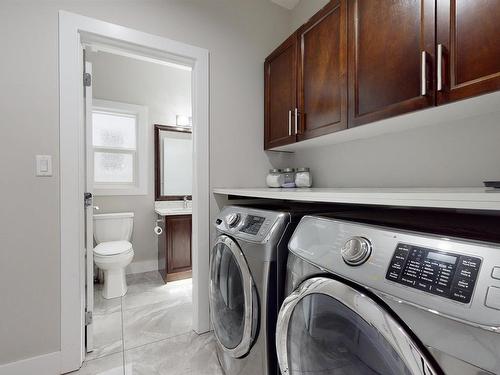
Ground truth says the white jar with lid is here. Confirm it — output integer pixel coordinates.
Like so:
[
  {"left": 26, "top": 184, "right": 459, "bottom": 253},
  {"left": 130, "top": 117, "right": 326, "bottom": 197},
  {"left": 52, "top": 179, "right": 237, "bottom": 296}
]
[
  {"left": 295, "top": 167, "right": 312, "bottom": 188},
  {"left": 266, "top": 169, "right": 284, "bottom": 188}
]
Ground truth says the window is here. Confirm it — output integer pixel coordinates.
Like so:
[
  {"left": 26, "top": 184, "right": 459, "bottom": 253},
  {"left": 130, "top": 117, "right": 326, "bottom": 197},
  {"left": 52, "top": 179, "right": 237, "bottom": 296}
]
[{"left": 92, "top": 99, "right": 148, "bottom": 195}]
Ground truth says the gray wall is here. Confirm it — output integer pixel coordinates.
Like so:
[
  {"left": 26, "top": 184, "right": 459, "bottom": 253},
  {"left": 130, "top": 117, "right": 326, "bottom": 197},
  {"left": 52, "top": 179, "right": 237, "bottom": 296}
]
[
  {"left": 0, "top": 0, "right": 291, "bottom": 365},
  {"left": 286, "top": 0, "right": 500, "bottom": 189},
  {"left": 289, "top": 0, "right": 329, "bottom": 31},
  {"left": 293, "top": 111, "right": 500, "bottom": 188},
  {"left": 87, "top": 50, "right": 192, "bottom": 273}
]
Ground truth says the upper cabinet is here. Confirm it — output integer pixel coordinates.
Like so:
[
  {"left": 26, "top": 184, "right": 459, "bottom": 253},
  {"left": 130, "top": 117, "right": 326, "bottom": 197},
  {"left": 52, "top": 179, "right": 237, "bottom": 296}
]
[
  {"left": 348, "top": 0, "right": 435, "bottom": 127},
  {"left": 436, "top": 0, "right": 500, "bottom": 104},
  {"left": 264, "top": 34, "right": 298, "bottom": 149},
  {"left": 264, "top": 0, "right": 500, "bottom": 150},
  {"left": 298, "top": 0, "right": 347, "bottom": 140}
]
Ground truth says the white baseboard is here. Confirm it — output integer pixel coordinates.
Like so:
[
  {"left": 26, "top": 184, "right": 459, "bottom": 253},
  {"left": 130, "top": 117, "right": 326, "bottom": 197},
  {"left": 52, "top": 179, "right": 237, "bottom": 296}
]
[
  {"left": 126, "top": 259, "right": 158, "bottom": 275},
  {"left": 0, "top": 351, "right": 60, "bottom": 375}
]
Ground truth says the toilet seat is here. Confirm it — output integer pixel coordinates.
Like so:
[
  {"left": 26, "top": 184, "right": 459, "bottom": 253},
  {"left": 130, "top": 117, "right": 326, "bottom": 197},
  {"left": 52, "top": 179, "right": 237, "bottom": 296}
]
[{"left": 94, "top": 240, "right": 133, "bottom": 256}]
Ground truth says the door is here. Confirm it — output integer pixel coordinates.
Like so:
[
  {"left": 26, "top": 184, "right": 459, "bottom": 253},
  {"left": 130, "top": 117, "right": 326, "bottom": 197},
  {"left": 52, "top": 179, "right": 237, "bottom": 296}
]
[
  {"left": 436, "top": 0, "right": 500, "bottom": 105},
  {"left": 297, "top": 0, "right": 347, "bottom": 141},
  {"left": 166, "top": 215, "right": 192, "bottom": 277},
  {"left": 264, "top": 34, "right": 298, "bottom": 149},
  {"left": 348, "top": 0, "right": 435, "bottom": 127},
  {"left": 209, "top": 235, "right": 258, "bottom": 358},
  {"left": 84, "top": 59, "right": 94, "bottom": 352},
  {"left": 276, "top": 277, "right": 441, "bottom": 375}
]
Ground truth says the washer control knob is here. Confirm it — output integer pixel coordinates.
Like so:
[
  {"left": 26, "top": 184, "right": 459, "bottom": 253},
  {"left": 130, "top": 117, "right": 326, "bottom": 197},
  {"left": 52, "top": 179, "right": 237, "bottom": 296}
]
[
  {"left": 341, "top": 237, "right": 372, "bottom": 266},
  {"left": 226, "top": 213, "right": 241, "bottom": 228}
]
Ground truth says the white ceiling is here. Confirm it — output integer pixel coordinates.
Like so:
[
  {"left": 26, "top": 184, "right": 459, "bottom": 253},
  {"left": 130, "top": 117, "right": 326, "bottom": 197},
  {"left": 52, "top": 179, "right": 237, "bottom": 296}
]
[{"left": 270, "top": 0, "right": 301, "bottom": 10}]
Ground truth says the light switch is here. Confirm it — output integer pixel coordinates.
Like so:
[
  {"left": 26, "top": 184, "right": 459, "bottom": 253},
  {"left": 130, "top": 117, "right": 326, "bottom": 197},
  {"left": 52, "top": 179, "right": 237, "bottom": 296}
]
[{"left": 36, "top": 155, "right": 52, "bottom": 176}]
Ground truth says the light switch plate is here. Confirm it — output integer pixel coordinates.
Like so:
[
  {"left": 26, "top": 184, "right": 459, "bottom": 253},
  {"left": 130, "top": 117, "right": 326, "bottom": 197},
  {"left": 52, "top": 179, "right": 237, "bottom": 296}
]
[{"left": 36, "top": 155, "right": 52, "bottom": 176}]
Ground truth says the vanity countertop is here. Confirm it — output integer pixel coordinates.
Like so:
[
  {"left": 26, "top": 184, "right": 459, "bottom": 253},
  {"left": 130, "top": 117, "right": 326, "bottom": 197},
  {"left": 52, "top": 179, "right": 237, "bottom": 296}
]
[
  {"left": 155, "top": 207, "right": 192, "bottom": 216},
  {"left": 213, "top": 187, "right": 500, "bottom": 211},
  {"left": 155, "top": 200, "right": 192, "bottom": 216}
]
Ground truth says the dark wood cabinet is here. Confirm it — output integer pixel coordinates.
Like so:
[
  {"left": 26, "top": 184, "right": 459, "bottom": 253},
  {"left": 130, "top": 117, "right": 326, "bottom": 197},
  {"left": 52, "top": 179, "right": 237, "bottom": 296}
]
[
  {"left": 436, "top": 0, "right": 500, "bottom": 105},
  {"left": 159, "top": 215, "right": 192, "bottom": 282},
  {"left": 297, "top": 0, "right": 347, "bottom": 140},
  {"left": 264, "top": 0, "right": 500, "bottom": 149},
  {"left": 348, "top": 0, "right": 435, "bottom": 127},
  {"left": 264, "top": 34, "right": 298, "bottom": 150}
]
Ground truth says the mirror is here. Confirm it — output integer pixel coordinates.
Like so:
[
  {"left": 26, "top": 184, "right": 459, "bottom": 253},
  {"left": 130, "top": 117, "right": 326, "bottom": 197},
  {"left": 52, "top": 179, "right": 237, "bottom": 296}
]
[{"left": 155, "top": 124, "right": 193, "bottom": 200}]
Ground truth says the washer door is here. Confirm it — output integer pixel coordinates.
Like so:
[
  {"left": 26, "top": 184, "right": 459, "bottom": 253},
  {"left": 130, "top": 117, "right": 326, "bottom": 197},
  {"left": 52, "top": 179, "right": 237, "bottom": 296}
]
[
  {"left": 210, "top": 235, "right": 257, "bottom": 358},
  {"left": 276, "top": 277, "right": 442, "bottom": 375}
]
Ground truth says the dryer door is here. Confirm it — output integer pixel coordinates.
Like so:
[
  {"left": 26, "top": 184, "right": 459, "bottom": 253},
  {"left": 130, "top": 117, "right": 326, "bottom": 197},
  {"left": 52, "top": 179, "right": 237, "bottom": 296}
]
[
  {"left": 210, "top": 235, "right": 257, "bottom": 358},
  {"left": 276, "top": 277, "right": 442, "bottom": 375}
]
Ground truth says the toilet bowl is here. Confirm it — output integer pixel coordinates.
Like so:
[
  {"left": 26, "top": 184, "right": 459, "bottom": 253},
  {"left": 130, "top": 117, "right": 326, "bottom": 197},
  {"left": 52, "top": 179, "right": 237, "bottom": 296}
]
[{"left": 93, "top": 212, "right": 134, "bottom": 299}]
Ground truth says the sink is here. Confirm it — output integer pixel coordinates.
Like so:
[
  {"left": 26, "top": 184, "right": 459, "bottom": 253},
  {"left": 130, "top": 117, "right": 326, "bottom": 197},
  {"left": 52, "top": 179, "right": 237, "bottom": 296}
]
[{"left": 155, "top": 201, "right": 192, "bottom": 216}]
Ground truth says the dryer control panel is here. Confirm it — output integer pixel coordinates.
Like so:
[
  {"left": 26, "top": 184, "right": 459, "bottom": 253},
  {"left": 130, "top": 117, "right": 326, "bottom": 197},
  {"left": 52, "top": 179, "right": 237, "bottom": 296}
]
[{"left": 386, "top": 243, "right": 481, "bottom": 304}]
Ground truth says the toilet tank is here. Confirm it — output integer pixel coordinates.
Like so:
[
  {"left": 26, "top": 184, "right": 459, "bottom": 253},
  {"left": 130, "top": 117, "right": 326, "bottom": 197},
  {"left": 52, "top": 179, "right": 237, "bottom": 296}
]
[{"left": 93, "top": 212, "right": 134, "bottom": 244}]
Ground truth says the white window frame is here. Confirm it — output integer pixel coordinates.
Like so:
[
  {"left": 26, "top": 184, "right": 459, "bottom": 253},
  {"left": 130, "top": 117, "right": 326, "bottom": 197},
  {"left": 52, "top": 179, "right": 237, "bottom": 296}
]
[{"left": 92, "top": 99, "right": 148, "bottom": 196}]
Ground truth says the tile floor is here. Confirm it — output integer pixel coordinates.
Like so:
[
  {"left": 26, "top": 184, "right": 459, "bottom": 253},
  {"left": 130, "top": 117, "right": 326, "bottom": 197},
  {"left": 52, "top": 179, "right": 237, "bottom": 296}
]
[{"left": 72, "top": 271, "right": 223, "bottom": 375}]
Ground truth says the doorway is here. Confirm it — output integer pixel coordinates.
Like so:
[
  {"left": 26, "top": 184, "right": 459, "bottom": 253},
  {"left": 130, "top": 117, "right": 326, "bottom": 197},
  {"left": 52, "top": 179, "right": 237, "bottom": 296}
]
[
  {"left": 59, "top": 11, "right": 210, "bottom": 373},
  {"left": 83, "top": 44, "right": 196, "bottom": 366}
]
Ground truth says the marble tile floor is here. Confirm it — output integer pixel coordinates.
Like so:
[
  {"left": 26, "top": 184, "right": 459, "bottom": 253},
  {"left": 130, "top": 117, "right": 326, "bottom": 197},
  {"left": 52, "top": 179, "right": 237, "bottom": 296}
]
[{"left": 72, "top": 271, "right": 222, "bottom": 375}]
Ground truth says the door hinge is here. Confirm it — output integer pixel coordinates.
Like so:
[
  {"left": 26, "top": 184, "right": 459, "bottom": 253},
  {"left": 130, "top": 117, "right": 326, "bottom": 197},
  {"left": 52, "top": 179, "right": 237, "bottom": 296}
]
[
  {"left": 84, "top": 192, "right": 93, "bottom": 208},
  {"left": 85, "top": 311, "right": 93, "bottom": 326},
  {"left": 83, "top": 72, "right": 92, "bottom": 87}
]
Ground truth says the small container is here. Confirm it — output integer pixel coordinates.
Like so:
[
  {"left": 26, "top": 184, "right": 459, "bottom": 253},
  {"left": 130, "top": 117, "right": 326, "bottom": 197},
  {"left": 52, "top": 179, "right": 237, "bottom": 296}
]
[
  {"left": 266, "top": 169, "right": 284, "bottom": 188},
  {"left": 295, "top": 167, "right": 312, "bottom": 188},
  {"left": 281, "top": 168, "right": 296, "bottom": 188}
]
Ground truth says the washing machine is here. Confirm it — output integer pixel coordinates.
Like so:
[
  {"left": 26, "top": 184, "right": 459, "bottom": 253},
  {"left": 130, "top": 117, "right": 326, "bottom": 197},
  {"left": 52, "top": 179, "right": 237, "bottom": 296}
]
[
  {"left": 276, "top": 213, "right": 500, "bottom": 375},
  {"left": 210, "top": 204, "right": 339, "bottom": 375}
]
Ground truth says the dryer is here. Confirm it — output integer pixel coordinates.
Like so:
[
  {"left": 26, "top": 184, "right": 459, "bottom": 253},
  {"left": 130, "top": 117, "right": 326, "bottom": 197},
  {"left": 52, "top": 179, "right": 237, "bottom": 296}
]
[
  {"left": 210, "top": 204, "right": 336, "bottom": 375},
  {"left": 277, "top": 214, "right": 500, "bottom": 375}
]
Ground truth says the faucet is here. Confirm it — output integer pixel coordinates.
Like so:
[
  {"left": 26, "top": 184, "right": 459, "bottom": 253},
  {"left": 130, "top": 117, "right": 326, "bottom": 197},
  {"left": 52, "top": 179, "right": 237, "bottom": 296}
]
[{"left": 183, "top": 196, "right": 189, "bottom": 209}]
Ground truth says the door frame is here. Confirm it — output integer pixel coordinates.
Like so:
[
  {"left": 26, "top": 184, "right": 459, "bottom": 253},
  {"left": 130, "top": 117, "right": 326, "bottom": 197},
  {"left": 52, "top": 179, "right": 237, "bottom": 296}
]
[{"left": 59, "top": 11, "right": 210, "bottom": 373}]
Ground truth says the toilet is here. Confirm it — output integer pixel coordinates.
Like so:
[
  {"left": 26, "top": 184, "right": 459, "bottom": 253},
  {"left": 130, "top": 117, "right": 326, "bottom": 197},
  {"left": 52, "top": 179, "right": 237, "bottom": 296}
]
[{"left": 93, "top": 212, "right": 135, "bottom": 299}]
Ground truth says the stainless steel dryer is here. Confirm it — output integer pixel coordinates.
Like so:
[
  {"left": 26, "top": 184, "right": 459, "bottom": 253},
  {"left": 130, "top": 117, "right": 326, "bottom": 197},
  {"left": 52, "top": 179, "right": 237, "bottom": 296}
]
[
  {"left": 210, "top": 204, "right": 336, "bottom": 375},
  {"left": 277, "top": 214, "right": 500, "bottom": 375}
]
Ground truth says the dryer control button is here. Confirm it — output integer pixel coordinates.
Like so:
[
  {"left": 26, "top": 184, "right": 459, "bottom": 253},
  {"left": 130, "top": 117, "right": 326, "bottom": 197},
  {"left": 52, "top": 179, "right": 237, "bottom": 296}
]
[
  {"left": 341, "top": 237, "right": 372, "bottom": 266},
  {"left": 492, "top": 267, "right": 500, "bottom": 280},
  {"left": 485, "top": 286, "right": 500, "bottom": 310}
]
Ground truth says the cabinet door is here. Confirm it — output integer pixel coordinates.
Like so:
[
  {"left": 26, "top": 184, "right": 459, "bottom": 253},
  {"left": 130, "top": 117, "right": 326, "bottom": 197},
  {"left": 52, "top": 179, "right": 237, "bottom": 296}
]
[
  {"left": 264, "top": 34, "right": 298, "bottom": 149},
  {"left": 166, "top": 215, "right": 192, "bottom": 275},
  {"left": 348, "top": 0, "right": 435, "bottom": 127},
  {"left": 436, "top": 1, "right": 500, "bottom": 104},
  {"left": 298, "top": 0, "right": 347, "bottom": 140}
]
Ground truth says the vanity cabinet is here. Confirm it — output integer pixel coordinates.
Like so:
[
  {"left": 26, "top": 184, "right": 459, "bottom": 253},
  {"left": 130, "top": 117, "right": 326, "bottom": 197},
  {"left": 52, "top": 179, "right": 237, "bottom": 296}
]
[
  {"left": 436, "top": 0, "right": 500, "bottom": 105},
  {"left": 264, "top": 0, "right": 500, "bottom": 149},
  {"left": 159, "top": 215, "right": 192, "bottom": 282}
]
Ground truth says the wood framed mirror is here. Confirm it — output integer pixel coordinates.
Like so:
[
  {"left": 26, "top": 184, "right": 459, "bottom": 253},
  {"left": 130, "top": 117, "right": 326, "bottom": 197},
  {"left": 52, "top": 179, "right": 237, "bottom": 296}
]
[{"left": 154, "top": 124, "right": 193, "bottom": 201}]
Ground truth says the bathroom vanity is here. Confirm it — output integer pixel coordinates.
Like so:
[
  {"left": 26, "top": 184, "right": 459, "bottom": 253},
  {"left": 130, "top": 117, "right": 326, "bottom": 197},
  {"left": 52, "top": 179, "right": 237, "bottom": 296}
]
[
  {"left": 154, "top": 124, "right": 193, "bottom": 282},
  {"left": 156, "top": 211, "right": 192, "bottom": 282}
]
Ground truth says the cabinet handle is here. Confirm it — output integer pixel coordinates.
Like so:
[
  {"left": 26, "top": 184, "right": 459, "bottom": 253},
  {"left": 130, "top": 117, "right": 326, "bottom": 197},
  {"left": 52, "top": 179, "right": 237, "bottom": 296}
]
[
  {"left": 288, "top": 110, "right": 292, "bottom": 136},
  {"left": 421, "top": 51, "right": 427, "bottom": 96},
  {"left": 437, "top": 44, "right": 443, "bottom": 91},
  {"left": 294, "top": 108, "right": 299, "bottom": 134}
]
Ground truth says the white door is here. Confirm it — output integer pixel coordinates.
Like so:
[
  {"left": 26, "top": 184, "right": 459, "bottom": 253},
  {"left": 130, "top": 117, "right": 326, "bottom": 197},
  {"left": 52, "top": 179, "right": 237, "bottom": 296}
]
[{"left": 84, "top": 59, "right": 95, "bottom": 353}]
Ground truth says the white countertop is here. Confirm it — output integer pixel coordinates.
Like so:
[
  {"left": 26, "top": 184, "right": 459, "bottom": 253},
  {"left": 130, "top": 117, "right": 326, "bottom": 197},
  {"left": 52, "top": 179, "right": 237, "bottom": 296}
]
[
  {"left": 154, "top": 200, "right": 192, "bottom": 216},
  {"left": 155, "top": 207, "right": 192, "bottom": 216},
  {"left": 213, "top": 187, "right": 500, "bottom": 211}
]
